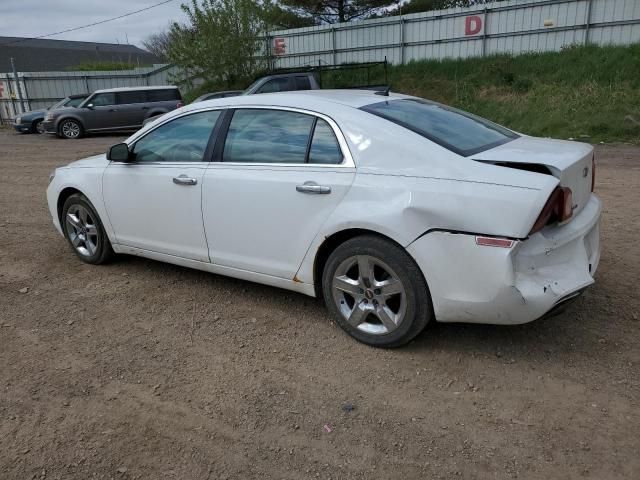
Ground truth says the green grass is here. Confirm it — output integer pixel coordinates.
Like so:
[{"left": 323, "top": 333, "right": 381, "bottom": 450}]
[
  {"left": 71, "top": 62, "right": 151, "bottom": 71},
  {"left": 388, "top": 43, "right": 640, "bottom": 143}
]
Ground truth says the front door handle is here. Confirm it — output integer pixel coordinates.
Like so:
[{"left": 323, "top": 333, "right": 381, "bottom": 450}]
[
  {"left": 173, "top": 175, "right": 198, "bottom": 186},
  {"left": 296, "top": 181, "right": 331, "bottom": 194}
]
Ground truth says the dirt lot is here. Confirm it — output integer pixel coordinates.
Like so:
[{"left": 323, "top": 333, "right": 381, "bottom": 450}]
[{"left": 0, "top": 128, "right": 638, "bottom": 480}]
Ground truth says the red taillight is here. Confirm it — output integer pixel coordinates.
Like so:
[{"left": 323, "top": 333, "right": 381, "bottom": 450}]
[
  {"left": 591, "top": 155, "right": 596, "bottom": 192},
  {"left": 177, "top": 101, "right": 184, "bottom": 108},
  {"left": 529, "top": 186, "right": 573, "bottom": 235}
]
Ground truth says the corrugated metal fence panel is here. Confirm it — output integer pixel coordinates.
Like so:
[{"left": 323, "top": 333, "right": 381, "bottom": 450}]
[
  {"left": 269, "top": 0, "right": 640, "bottom": 68},
  {"left": 0, "top": 64, "right": 177, "bottom": 118}
]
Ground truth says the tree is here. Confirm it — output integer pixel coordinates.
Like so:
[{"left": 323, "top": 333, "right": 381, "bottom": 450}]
[
  {"left": 142, "top": 31, "right": 172, "bottom": 61},
  {"left": 262, "top": 0, "right": 316, "bottom": 29},
  {"left": 279, "top": 0, "right": 397, "bottom": 23},
  {"left": 168, "top": 0, "right": 266, "bottom": 88},
  {"left": 388, "top": 0, "right": 505, "bottom": 16}
]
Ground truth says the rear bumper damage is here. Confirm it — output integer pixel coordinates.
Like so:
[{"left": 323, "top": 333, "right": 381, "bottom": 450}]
[{"left": 407, "top": 194, "right": 601, "bottom": 325}]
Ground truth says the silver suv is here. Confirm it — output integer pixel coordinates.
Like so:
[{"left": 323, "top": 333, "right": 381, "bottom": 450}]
[{"left": 43, "top": 86, "right": 183, "bottom": 139}]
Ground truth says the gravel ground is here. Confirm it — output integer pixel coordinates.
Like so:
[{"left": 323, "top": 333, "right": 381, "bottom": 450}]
[{"left": 1, "top": 129, "right": 639, "bottom": 480}]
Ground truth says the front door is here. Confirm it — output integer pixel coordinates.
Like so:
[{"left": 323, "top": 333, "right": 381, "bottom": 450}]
[
  {"left": 202, "top": 108, "right": 355, "bottom": 279},
  {"left": 103, "top": 109, "right": 223, "bottom": 261},
  {"left": 82, "top": 92, "right": 120, "bottom": 130}
]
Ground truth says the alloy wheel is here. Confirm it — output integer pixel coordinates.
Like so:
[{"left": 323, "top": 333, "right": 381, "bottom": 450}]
[
  {"left": 331, "top": 255, "right": 407, "bottom": 335},
  {"left": 36, "top": 121, "right": 46, "bottom": 134},
  {"left": 61, "top": 121, "right": 80, "bottom": 138},
  {"left": 65, "top": 205, "right": 99, "bottom": 257}
]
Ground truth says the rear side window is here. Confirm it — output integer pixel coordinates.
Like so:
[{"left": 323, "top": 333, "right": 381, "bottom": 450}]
[
  {"left": 361, "top": 99, "right": 518, "bottom": 156},
  {"left": 295, "top": 76, "right": 311, "bottom": 91},
  {"left": 256, "top": 78, "right": 290, "bottom": 94},
  {"left": 117, "top": 91, "right": 147, "bottom": 104},
  {"left": 223, "top": 109, "right": 314, "bottom": 163},
  {"left": 132, "top": 110, "right": 221, "bottom": 163},
  {"left": 147, "top": 89, "right": 181, "bottom": 102},
  {"left": 309, "top": 119, "right": 343, "bottom": 164}
]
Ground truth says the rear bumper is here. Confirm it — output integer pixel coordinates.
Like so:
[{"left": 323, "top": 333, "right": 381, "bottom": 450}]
[{"left": 407, "top": 194, "right": 602, "bottom": 325}]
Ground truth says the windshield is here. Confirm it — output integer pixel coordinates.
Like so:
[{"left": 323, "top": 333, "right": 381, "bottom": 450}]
[
  {"left": 361, "top": 98, "right": 518, "bottom": 156},
  {"left": 48, "top": 96, "right": 86, "bottom": 110}
]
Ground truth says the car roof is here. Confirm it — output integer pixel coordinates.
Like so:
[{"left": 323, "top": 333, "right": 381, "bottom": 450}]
[
  {"left": 92, "top": 85, "right": 179, "bottom": 94},
  {"left": 68, "top": 93, "right": 89, "bottom": 98},
  {"left": 190, "top": 89, "right": 411, "bottom": 110}
]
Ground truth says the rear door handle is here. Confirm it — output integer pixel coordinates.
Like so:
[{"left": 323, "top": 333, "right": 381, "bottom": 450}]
[
  {"left": 296, "top": 181, "right": 331, "bottom": 194},
  {"left": 173, "top": 175, "right": 198, "bottom": 186}
]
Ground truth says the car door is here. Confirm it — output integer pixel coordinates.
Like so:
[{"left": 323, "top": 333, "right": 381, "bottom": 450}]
[
  {"left": 102, "top": 109, "right": 223, "bottom": 261},
  {"left": 202, "top": 107, "right": 355, "bottom": 279},
  {"left": 115, "top": 90, "right": 148, "bottom": 128},
  {"left": 82, "top": 92, "right": 120, "bottom": 130}
]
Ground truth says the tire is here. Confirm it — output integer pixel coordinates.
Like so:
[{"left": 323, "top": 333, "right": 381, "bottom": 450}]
[
  {"left": 61, "top": 193, "right": 114, "bottom": 264},
  {"left": 32, "top": 119, "right": 45, "bottom": 134},
  {"left": 322, "top": 235, "right": 432, "bottom": 348},
  {"left": 59, "top": 119, "right": 83, "bottom": 139}
]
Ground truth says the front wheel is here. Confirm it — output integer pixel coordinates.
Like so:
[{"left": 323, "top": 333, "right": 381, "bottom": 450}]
[
  {"left": 62, "top": 193, "right": 114, "bottom": 264},
  {"left": 322, "top": 235, "right": 433, "bottom": 348},
  {"left": 33, "top": 120, "right": 45, "bottom": 134},
  {"left": 59, "top": 119, "right": 83, "bottom": 139}
]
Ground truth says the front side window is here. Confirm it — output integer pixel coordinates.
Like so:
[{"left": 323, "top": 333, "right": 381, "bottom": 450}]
[
  {"left": 65, "top": 97, "right": 86, "bottom": 108},
  {"left": 256, "top": 78, "right": 290, "bottom": 94},
  {"left": 361, "top": 99, "right": 518, "bottom": 156},
  {"left": 223, "top": 109, "right": 314, "bottom": 163},
  {"left": 132, "top": 110, "right": 221, "bottom": 163},
  {"left": 90, "top": 93, "right": 116, "bottom": 107}
]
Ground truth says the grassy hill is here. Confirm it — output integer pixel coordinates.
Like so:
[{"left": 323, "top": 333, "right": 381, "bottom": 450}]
[{"left": 385, "top": 44, "right": 640, "bottom": 144}]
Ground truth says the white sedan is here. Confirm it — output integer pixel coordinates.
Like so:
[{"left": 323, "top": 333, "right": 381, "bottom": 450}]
[{"left": 46, "top": 90, "right": 601, "bottom": 347}]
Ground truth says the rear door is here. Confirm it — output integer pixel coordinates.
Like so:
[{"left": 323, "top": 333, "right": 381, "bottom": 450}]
[
  {"left": 115, "top": 90, "right": 148, "bottom": 128},
  {"left": 202, "top": 107, "right": 355, "bottom": 279}
]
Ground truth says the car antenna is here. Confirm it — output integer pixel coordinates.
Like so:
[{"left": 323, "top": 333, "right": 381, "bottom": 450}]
[{"left": 375, "top": 85, "right": 391, "bottom": 96}]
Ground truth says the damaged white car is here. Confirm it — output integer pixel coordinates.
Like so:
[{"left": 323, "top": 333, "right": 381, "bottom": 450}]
[{"left": 46, "top": 90, "right": 600, "bottom": 347}]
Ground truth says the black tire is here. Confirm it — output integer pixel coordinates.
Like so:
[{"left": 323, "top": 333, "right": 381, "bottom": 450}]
[
  {"left": 322, "top": 235, "right": 432, "bottom": 348},
  {"left": 32, "top": 119, "right": 45, "bottom": 134},
  {"left": 61, "top": 193, "right": 114, "bottom": 264},
  {"left": 59, "top": 118, "right": 83, "bottom": 139}
]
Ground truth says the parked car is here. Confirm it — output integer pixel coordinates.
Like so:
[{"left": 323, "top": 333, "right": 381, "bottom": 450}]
[
  {"left": 46, "top": 90, "right": 601, "bottom": 347},
  {"left": 243, "top": 72, "right": 320, "bottom": 94},
  {"left": 43, "top": 86, "right": 183, "bottom": 139},
  {"left": 12, "top": 94, "right": 87, "bottom": 134},
  {"left": 192, "top": 90, "right": 243, "bottom": 102}
]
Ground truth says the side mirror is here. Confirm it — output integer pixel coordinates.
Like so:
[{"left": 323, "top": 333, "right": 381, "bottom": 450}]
[
  {"left": 107, "top": 143, "right": 131, "bottom": 162},
  {"left": 86, "top": 103, "right": 94, "bottom": 109}
]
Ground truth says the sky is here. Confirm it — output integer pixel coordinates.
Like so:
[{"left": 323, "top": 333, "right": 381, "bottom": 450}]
[{"left": 0, "top": 0, "right": 188, "bottom": 48}]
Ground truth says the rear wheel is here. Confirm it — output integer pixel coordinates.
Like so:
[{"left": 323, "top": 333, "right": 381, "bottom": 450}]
[
  {"left": 59, "top": 119, "right": 83, "bottom": 139},
  {"left": 322, "top": 235, "right": 432, "bottom": 348},
  {"left": 62, "top": 193, "right": 113, "bottom": 264}
]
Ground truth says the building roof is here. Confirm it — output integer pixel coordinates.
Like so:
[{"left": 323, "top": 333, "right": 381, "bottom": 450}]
[{"left": 0, "top": 36, "right": 160, "bottom": 73}]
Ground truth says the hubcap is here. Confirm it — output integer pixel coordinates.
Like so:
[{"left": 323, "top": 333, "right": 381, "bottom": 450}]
[
  {"left": 62, "top": 121, "right": 80, "bottom": 138},
  {"left": 36, "top": 121, "right": 45, "bottom": 134},
  {"left": 332, "top": 255, "right": 407, "bottom": 335},
  {"left": 65, "top": 205, "right": 98, "bottom": 257}
]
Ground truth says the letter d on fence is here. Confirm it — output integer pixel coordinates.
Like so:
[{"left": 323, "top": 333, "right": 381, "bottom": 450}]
[{"left": 465, "top": 16, "right": 483, "bottom": 36}]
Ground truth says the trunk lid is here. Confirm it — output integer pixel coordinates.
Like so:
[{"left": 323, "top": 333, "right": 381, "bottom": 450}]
[{"left": 472, "top": 136, "right": 594, "bottom": 217}]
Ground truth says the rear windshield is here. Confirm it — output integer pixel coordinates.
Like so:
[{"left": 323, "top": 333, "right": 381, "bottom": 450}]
[{"left": 361, "top": 99, "right": 518, "bottom": 156}]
